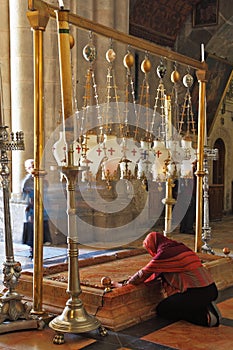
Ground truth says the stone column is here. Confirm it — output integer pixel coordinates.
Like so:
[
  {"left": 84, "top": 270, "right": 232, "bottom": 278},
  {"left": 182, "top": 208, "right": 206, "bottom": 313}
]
[
  {"left": 0, "top": 0, "right": 11, "bottom": 126},
  {"left": 93, "top": 0, "right": 129, "bottom": 102},
  {"left": 93, "top": 0, "right": 115, "bottom": 102},
  {"left": 9, "top": 0, "right": 34, "bottom": 195},
  {"left": 75, "top": 0, "right": 94, "bottom": 109},
  {"left": 75, "top": 0, "right": 129, "bottom": 108},
  {"left": 113, "top": 0, "right": 130, "bottom": 100},
  {"left": 0, "top": 1, "right": 11, "bottom": 240}
]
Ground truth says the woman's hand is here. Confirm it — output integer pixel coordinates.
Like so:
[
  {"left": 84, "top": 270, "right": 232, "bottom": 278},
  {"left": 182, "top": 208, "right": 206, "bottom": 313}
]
[
  {"left": 111, "top": 281, "right": 123, "bottom": 288},
  {"left": 111, "top": 279, "right": 130, "bottom": 288}
]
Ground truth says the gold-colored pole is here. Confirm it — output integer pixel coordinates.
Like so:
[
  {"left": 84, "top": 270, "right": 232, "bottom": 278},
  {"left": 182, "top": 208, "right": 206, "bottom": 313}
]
[
  {"left": 163, "top": 177, "right": 176, "bottom": 236},
  {"left": 55, "top": 9, "right": 73, "bottom": 140},
  {"left": 195, "top": 68, "right": 207, "bottom": 252},
  {"left": 29, "top": 1, "right": 204, "bottom": 71},
  {"left": 49, "top": 9, "right": 103, "bottom": 344},
  {"left": 162, "top": 96, "right": 176, "bottom": 236},
  {"left": 27, "top": 8, "right": 49, "bottom": 315}
]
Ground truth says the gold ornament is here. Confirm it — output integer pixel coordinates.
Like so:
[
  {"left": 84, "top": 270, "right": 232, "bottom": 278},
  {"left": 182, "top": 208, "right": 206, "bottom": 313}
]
[
  {"left": 101, "top": 276, "right": 112, "bottom": 293},
  {"left": 123, "top": 52, "right": 134, "bottom": 69},
  {"left": 183, "top": 73, "right": 194, "bottom": 88},
  {"left": 141, "top": 58, "right": 151, "bottom": 73},
  {"left": 69, "top": 34, "right": 75, "bottom": 49},
  {"left": 171, "top": 70, "right": 180, "bottom": 83},
  {"left": 106, "top": 48, "right": 116, "bottom": 63},
  {"left": 223, "top": 247, "right": 230, "bottom": 256}
]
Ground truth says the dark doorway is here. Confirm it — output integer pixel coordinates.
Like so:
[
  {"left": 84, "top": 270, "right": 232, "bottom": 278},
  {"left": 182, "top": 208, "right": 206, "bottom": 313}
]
[
  {"left": 213, "top": 138, "right": 225, "bottom": 184},
  {"left": 209, "top": 138, "right": 225, "bottom": 220}
]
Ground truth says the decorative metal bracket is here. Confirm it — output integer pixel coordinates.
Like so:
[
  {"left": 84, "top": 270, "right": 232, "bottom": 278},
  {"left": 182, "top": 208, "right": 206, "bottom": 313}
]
[{"left": 201, "top": 146, "right": 218, "bottom": 254}]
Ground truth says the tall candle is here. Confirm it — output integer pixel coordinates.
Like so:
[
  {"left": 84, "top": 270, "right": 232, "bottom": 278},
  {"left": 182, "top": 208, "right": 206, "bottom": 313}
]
[
  {"left": 0, "top": 65, "right": 4, "bottom": 126},
  {"left": 201, "top": 43, "right": 205, "bottom": 62},
  {"left": 58, "top": 0, "right": 64, "bottom": 8}
]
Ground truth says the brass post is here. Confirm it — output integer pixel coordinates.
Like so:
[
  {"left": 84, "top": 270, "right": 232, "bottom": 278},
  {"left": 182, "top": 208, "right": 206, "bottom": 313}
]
[
  {"left": 195, "top": 67, "right": 207, "bottom": 252},
  {"left": 48, "top": 8, "right": 104, "bottom": 344},
  {"left": 26, "top": 8, "right": 49, "bottom": 315},
  {"left": 163, "top": 177, "right": 176, "bottom": 236},
  {"left": 162, "top": 94, "right": 176, "bottom": 236}
]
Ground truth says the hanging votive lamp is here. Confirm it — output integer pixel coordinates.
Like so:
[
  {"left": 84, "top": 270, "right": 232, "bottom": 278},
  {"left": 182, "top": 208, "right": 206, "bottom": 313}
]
[
  {"left": 123, "top": 51, "right": 134, "bottom": 70},
  {"left": 170, "top": 64, "right": 181, "bottom": 140},
  {"left": 52, "top": 130, "right": 82, "bottom": 167},
  {"left": 171, "top": 69, "right": 180, "bottom": 84},
  {"left": 141, "top": 56, "right": 151, "bottom": 74},
  {"left": 81, "top": 33, "right": 104, "bottom": 168},
  {"left": 138, "top": 53, "right": 154, "bottom": 180},
  {"left": 69, "top": 34, "right": 75, "bottom": 49},
  {"left": 180, "top": 70, "right": 197, "bottom": 178},
  {"left": 150, "top": 59, "right": 167, "bottom": 141},
  {"left": 183, "top": 72, "right": 194, "bottom": 89},
  {"left": 103, "top": 45, "right": 117, "bottom": 137},
  {"left": 157, "top": 60, "right": 167, "bottom": 79},
  {"left": 152, "top": 139, "right": 168, "bottom": 182},
  {"left": 166, "top": 63, "right": 184, "bottom": 176},
  {"left": 137, "top": 137, "right": 154, "bottom": 180},
  {"left": 180, "top": 156, "right": 196, "bottom": 178},
  {"left": 52, "top": 130, "right": 66, "bottom": 166},
  {"left": 106, "top": 48, "right": 116, "bottom": 63},
  {"left": 137, "top": 54, "right": 152, "bottom": 143},
  {"left": 83, "top": 41, "right": 97, "bottom": 63}
]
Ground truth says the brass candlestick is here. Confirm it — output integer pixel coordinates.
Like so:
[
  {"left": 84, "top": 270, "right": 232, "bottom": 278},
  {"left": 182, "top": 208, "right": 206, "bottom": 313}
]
[
  {"left": 201, "top": 147, "right": 218, "bottom": 254},
  {"left": 49, "top": 147, "right": 107, "bottom": 344},
  {"left": 0, "top": 127, "right": 27, "bottom": 323},
  {"left": 0, "top": 65, "right": 42, "bottom": 332},
  {"left": 162, "top": 156, "right": 176, "bottom": 236},
  {"left": 0, "top": 130, "right": 41, "bottom": 331},
  {"left": 49, "top": 8, "right": 106, "bottom": 344}
]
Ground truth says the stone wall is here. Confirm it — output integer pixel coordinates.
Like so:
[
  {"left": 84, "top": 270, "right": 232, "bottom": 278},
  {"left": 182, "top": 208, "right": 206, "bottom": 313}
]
[
  {"left": 0, "top": 188, "right": 26, "bottom": 243},
  {"left": 209, "top": 97, "right": 233, "bottom": 214}
]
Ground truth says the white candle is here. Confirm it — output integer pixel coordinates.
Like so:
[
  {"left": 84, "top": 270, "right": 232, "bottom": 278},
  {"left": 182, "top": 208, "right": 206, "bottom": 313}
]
[
  {"left": 58, "top": 0, "right": 64, "bottom": 8},
  {"left": 201, "top": 43, "right": 205, "bottom": 62},
  {"left": 0, "top": 65, "right": 5, "bottom": 126}
]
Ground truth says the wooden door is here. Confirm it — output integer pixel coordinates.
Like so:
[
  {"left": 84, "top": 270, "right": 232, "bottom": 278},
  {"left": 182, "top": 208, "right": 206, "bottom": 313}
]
[{"left": 211, "top": 138, "right": 225, "bottom": 220}]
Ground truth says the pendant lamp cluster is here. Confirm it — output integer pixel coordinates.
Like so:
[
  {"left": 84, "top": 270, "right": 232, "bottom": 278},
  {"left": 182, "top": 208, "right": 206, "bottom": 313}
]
[{"left": 53, "top": 32, "right": 197, "bottom": 189}]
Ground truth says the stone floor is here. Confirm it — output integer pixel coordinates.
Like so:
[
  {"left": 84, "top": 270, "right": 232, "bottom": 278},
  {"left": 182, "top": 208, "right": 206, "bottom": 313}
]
[{"left": 0, "top": 215, "right": 232, "bottom": 349}]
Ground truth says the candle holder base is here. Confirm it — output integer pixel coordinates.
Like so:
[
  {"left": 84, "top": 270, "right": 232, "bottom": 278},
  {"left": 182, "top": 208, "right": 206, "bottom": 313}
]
[
  {"left": 49, "top": 298, "right": 107, "bottom": 344},
  {"left": 0, "top": 291, "right": 45, "bottom": 333},
  {"left": 202, "top": 227, "right": 215, "bottom": 255},
  {"left": 0, "top": 318, "right": 43, "bottom": 334},
  {"left": 201, "top": 243, "right": 215, "bottom": 255},
  {"left": 0, "top": 291, "right": 31, "bottom": 323}
]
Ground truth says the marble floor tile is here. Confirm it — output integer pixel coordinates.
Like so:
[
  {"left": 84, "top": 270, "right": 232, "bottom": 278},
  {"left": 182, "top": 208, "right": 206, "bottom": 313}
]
[
  {"left": 0, "top": 216, "right": 232, "bottom": 349},
  {"left": 141, "top": 321, "right": 233, "bottom": 350},
  {"left": 218, "top": 298, "right": 233, "bottom": 319},
  {"left": 0, "top": 327, "right": 96, "bottom": 350}
]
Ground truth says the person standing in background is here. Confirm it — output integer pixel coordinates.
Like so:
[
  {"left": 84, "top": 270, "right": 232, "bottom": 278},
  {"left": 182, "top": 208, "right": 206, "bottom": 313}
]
[{"left": 22, "top": 159, "right": 52, "bottom": 258}]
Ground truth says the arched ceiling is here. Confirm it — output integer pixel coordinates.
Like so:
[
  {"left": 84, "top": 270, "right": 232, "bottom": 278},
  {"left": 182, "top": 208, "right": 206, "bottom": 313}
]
[
  {"left": 129, "top": 0, "right": 233, "bottom": 63},
  {"left": 129, "top": 0, "right": 233, "bottom": 133},
  {"left": 129, "top": 0, "right": 200, "bottom": 47}
]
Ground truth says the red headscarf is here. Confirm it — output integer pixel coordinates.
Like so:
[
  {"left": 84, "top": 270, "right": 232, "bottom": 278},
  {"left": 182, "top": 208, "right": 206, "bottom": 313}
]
[{"left": 142, "top": 232, "right": 202, "bottom": 275}]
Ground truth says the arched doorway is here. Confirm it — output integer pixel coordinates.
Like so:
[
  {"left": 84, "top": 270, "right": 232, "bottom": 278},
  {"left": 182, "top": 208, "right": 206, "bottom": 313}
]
[
  {"left": 213, "top": 138, "right": 225, "bottom": 185},
  {"left": 209, "top": 138, "right": 225, "bottom": 220}
]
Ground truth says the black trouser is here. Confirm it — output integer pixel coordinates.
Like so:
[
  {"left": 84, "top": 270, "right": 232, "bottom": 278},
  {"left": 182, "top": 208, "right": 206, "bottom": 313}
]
[
  {"left": 22, "top": 220, "right": 52, "bottom": 247},
  {"left": 156, "top": 283, "right": 218, "bottom": 326}
]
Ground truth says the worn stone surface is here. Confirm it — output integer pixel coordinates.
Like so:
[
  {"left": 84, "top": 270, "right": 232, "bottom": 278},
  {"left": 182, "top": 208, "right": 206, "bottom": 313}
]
[{"left": 17, "top": 250, "right": 233, "bottom": 331}]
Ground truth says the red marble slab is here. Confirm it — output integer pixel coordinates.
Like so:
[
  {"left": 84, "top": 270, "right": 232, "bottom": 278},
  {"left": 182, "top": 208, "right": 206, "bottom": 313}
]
[{"left": 142, "top": 321, "right": 233, "bottom": 350}]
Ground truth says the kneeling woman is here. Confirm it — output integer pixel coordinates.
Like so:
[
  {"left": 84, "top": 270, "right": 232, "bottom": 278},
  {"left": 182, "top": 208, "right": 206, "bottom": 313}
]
[{"left": 116, "top": 232, "right": 221, "bottom": 327}]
